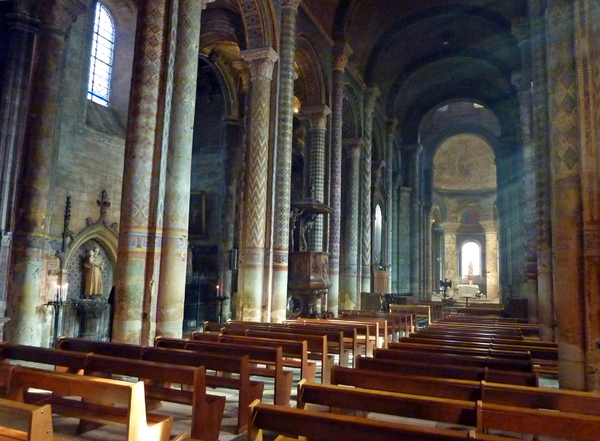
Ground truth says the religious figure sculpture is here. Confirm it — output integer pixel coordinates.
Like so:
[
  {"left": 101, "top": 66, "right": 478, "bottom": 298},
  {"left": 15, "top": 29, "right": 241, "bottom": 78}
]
[
  {"left": 467, "top": 261, "right": 474, "bottom": 284},
  {"left": 84, "top": 245, "right": 104, "bottom": 297}
]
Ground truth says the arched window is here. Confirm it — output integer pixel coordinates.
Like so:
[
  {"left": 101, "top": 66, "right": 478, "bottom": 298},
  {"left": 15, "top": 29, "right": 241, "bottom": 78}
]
[
  {"left": 461, "top": 241, "right": 481, "bottom": 280},
  {"left": 373, "top": 204, "right": 382, "bottom": 267},
  {"left": 87, "top": 2, "right": 114, "bottom": 106}
]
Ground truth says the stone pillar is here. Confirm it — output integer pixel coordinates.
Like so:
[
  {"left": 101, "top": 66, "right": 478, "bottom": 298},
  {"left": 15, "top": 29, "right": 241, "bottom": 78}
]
[
  {"left": 339, "top": 139, "right": 362, "bottom": 310},
  {"left": 6, "top": 0, "right": 85, "bottom": 346},
  {"left": 407, "top": 145, "right": 423, "bottom": 299},
  {"left": 530, "top": 0, "right": 553, "bottom": 341},
  {"left": 391, "top": 176, "right": 401, "bottom": 292},
  {"left": 423, "top": 205, "right": 433, "bottom": 300},
  {"left": 0, "top": 4, "right": 40, "bottom": 339},
  {"left": 305, "top": 105, "right": 331, "bottom": 252},
  {"left": 219, "top": 117, "right": 243, "bottom": 322},
  {"left": 512, "top": 17, "right": 539, "bottom": 323},
  {"left": 271, "top": 0, "right": 301, "bottom": 323},
  {"left": 156, "top": 0, "right": 209, "bottom": 338},
  {"left": 480, "top": 220, "right": 499, "bottom": 301},
  {"left": 113, "top": 0, "right": 170, "bottom": 344},
  {"left": 328, "top": 41, "right": 352, "bottom": 315},
  {"left": 546, "top": 0, "right": 585, "bottom": 390},
  {"left": 441, "top": 222, "right": 459, "bottom": 294},
  {"left": 236, "top": 47, "right": 278, "bottom": 321},
  {"left": 360, "top": 88, "right": 379, "bottom": 296},
  {"left": 397, "top": 187, "right": 412, "bottom": 292},
  {"left": 384, "top": 119, "right": 397, "bottom": 292}
]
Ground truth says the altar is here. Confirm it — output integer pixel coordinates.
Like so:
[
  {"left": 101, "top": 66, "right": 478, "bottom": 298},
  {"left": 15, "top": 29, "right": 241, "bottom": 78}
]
[{"left": 456, "top": 284, "right": 479, "bottom": 298}]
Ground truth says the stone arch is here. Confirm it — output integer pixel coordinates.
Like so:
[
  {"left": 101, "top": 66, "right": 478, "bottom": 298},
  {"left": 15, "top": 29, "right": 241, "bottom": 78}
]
[
  {"left": 342, "top": 85, "right": 362, "bottom": 139},
  {"left": 295, "top": 34, "right": 328, "bottom": 107},
  {"left": 236, "top": 0, "right": 277, "bottom": 50}
]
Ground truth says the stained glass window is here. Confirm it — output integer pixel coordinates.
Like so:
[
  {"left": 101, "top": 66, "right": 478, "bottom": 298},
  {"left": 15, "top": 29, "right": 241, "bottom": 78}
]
[{"left": 87, "top": 2, "right": 114, "bottom": 106}]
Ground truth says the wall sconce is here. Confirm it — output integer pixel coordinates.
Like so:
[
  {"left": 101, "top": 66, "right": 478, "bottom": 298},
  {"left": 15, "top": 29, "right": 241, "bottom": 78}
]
[{"left": 293, "top": 96, "right": 301, "bottom": 114}]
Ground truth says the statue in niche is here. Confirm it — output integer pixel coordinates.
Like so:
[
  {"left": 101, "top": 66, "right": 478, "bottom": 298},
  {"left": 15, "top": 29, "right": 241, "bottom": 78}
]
[
  {"left": 467, "top": 261, "right": 474, "bottom": 284},
  {"left": 84, "top": 245, "right": 104, "bottom": 297}
]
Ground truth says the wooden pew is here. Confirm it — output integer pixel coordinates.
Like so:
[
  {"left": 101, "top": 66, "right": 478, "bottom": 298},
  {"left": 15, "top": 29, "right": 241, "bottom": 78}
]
[
  {"left": 389, "top": 304, "right": 431, "bottom": 328},
  {"left": 83, "top": 353, "right": 225, "bottom": 441},
  {"left": 297, "top": 380, "right": 477, "bottom": 426},
  {"left": 373, "top": 348, "right": 534, "bottom": 372},
  {"left": 247, "top": 400, "right": 511, "bottom": 441},
  {"left": 223, "top": 321, "right": 349, "bottom": 368},
  {"left": 387, "top": 341, "right": 531, "bottom": 362},
  {"left": 5, "top": 365, "right": 179, "bottom": 441},
  {"left": 340, "top": 310, "right": 415, "bottom": 339},
  {"left": 0, "top": 397, "right": 67, "bottom": 441},
  {"left": 325, "top": 316, "right": 390, "bottom": 348},
  {"left": 139, "top": 346, "right": 263, "bottom": 434},
  {"left": 154, "top": 337, "right": 293, "bottom": 406},
  {"left": 216, "top": 334, "right": 316, "bottom": 382},
  {"left": 0, "top": 343, "right": 90, "bottom": 373},
  {"left": 355, "top": 356, "right": 539, "bottom": 386},
  {"left": 55, "top": 337, "right": 264, "bottom": 434}
]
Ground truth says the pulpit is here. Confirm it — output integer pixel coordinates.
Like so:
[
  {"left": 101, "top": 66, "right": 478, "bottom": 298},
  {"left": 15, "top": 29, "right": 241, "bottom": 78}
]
[{"left": 287, "top": 198, "right": 332, "bottom": 318}]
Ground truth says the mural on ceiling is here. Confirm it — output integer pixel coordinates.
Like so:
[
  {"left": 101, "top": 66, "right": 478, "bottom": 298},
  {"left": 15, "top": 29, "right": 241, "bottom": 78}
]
[{"left": 433, "top": 134, "right": 496, "bottom": 191}]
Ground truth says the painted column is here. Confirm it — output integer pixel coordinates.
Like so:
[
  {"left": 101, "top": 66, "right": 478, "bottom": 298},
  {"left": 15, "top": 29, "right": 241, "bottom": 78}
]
[
  {"left": 6, "top": 0, "right": 85, "bottom": 345},
  {"left": 384, "top": 119, "right": 397, "bottom": 292},
  {"left": 113, "top": 0, "right": 170, "bottom": 344},
  {"left": 407, "top": 145, "right": 423, "bottom": 299},
  {"left": 271, "top": 0, "right": 301, "bottom": 323},
  {"left": 0, "top": 3, "right": 40, "bottom": 339},
  {"left": 339, "top": 139, "right": 362, "bottom": 310},
  {"left": 305, "top": 105, "right": 331, "bottom": 252},
  {"left": 529, "top": 0, "right": 554, "bottom": 342},
  {"left": 512, "top": 17, "right": 539, "bottom": 324},
  {"left": 480, "top": 220, "right": 499, "bottom": 301},
  {"left": 328, "top": 41, "right": 352, "bottom": 315},
  {"left": 236, "top": 47, "right": 278, "bottom": 321},
  {"left": 546, "top": 0, "right": 585, "bottom": 390},
  {"left": 441, "top": 222, "right": 459, "bottom": 295},
  {"left": 360, "top": 88, "right": 379, "bottom": 295},
  {"left": 156, "top": 0, "right": 211, "bottom": 338}
]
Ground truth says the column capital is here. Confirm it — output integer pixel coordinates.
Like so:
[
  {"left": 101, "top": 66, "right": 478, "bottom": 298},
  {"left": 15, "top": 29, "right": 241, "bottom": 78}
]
[
  {"left": 302, "top": 105, "right": 330, "bottom": 129},
  {"left": 510, "top": 17, "right": 529, "bottom": 45},
  {"left": 372, "top": 160, "right": 385, "bottom": 186},
  {"left": 386, "top": 118, "right": 398, "bottom": 136},
  {"left": 479, "top": 220, "right": 498, "bottom": 233},
  {"left": 201, "top": 0, "right": 216, "bottom": 9},
  {"left": 241, "top": 47, "right": 279, "bottom": 81},
  {"left": 332, "top": 40, "right": 353, "bottom": 71},
  {"left": 343, "top": 138, "right": 363, "bottom": 157},
  {"left": 440, "top": 221, "right": 460, "bottom": 234},
  {"left": 6, "top": 11, "right": 40, "bottom": 32},
  {"left": 364, "top": 87, "right": 380, "bottom": 114},
  {"left": 281, "top": 0, "right": 303, "bottom": 10},
  {"left": 36, "top": 0, "right": 86, "bottom": 34}
]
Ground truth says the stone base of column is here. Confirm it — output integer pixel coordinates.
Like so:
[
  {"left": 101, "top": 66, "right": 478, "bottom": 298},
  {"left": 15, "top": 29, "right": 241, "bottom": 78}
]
[
  {"left": 271, "top": 265, "right": 288, "bottom": 322},
  {"left": 328, "top": 265, "right": 339, "bottom": 316},
  {"left": 339, "top": 269, "right": 358, "bottom": 310},
  {"left": 236, "top": 248, "right": 265, "bottom": 322},
  {"left": 113, "top": 258, "right": 146, "bottom": 344}
]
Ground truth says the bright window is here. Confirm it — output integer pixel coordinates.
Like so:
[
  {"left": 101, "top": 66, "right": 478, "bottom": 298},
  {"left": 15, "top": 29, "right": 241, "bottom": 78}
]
[
  {"left": 461, "top": 241, "right": 481, "bottom": 277},
  {"left": 87, "top": 2, "right": 114, "bottom": 106}
]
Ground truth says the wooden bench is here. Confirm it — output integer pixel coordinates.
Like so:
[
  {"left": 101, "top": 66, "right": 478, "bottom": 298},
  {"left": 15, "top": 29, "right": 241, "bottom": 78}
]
[
  {"left": 0, "top": 397, "right": 67, "bottom": 441},
  {"left": 216, "top": 334, "right": 316, "bottom": 382},
  {"left": 56, "top": 337, "right": 143, "bottom": 359},
  {"left": 139, "top": 346, "right": 263, "bottom": 434},
  {"left": 4, "top": 365, "right": 180, "bottom": 441},
  {"left": 0, "top": 343, "right": 90, "bottom": 373},
  {"left": 373, "top": 348, "right": 534, "bottom": 372},
  {"left": 389, "top": 304, "right": 431, "bottom": 328},
  {"left": 154, "top": 337, "right": 293, "bottom": 406},
  {"left": 248, "top": 400, "right": 477, "bottom": 441},
  {"left": 340, "top": 310, "right": 415, "bottom": 339},
  {"left": 387, "top": 341, "right": 531, "bottom": 362},
  {"left": 83, "top": 353, "right": 225, "bottom": 441},
  {"left": 355, "top": 356, "right": 539, "bottom": 386},
  {"left": 289, "top": 318, "right": 380, "bottom": 353}
]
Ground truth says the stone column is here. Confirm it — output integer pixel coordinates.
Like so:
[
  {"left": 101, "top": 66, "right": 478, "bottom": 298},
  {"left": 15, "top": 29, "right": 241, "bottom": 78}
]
[
  {"left": 0, "top": 3, "right": 40, "bottom": 339},
  {"left": 236, "top": 47, "right": 278, "bottom": 321},
  {"left": 423, "top": 205, "right": 433, "bottom": 300},
  {"left": 271, "top": 0, "right": 301, "bottom": 323},
  {"left": 529, "top": 0, "right": 553, "bottom": 341},
  {"left": 441, "top": 222, "right": 459, "bottom": 295},
  {"left": 6, "top": 0, "right": 85, "bottom": 346},
  {"left": 480, "top": 220, "right": 499, "bottom": 301},
  {"left": 156, "top": 0, "right": 210, "bottom": 338},
  {"left": 113, "top": 0, "right": 170, "bottom": 344},
  {"left": 407, "top": 145, "right": 423, "bottom": 299},
  {"left": 391, "top": 176, "right": 401, "bottom": 292},
  {"left": 305, "top": 105, "right": 331, "bottom": 252},
  {"left": 360, "top": 88, "right": 379, "bottom": 295},
  {"left": 397, "top": 187, "right": 412, "bottom": 292},
  {"left": 512, "top": 17, "right": 539, "bottom": 323},
  {"left": 384, "top": 119, "right": 397, "bottom": 292},
  {"left": 339, "top": 139, "right": 362, "bottom": 310},
  {"left": 219, "top": 117, "right": 243, "bottom": 322},
  {"left": 546, "top": 0, "right": 585, "bottom": 390},
  {"left": 328, "top": 41, "right": 352, "bottom": 315}
]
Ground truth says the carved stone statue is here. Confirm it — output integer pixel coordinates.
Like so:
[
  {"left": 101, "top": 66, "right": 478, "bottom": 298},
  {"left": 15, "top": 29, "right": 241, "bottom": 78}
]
[{"left": 84, "top": 245, "right": 104, "bottom": 297}]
